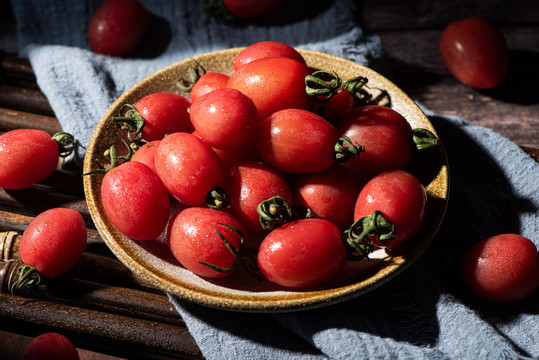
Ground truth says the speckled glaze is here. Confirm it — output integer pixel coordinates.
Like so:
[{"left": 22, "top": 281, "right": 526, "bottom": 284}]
[{"left": 83, "top": 48, "right": 449, "bottom": 312}]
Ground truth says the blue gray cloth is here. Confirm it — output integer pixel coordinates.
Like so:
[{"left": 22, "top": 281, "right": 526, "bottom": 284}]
[{"left": 11, "top": 1, "right": 538, "bottom": 359}]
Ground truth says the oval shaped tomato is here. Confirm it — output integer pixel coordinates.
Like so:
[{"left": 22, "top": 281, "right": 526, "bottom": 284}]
[
  {"left": 132, "top": 92, "right": 193, "bottom": 141},
  {"left": 233, "top": 41, "right": 307, "bottom": 71},
  {"left": 257, "top": 218, "right": 346, "bottom": 288},
  {"left": 21, "top": 333, "right": 79, "bottom": 360},
  {"left": 167, "top": 206, "right": 248, "bottom": 278},
  {"left": 154, "top": 132, "right": 224, "bottom": 205},
  {"left": 88, "top": 0, "right": 149, "bottom": 57},
  {"left": 227, "top": 57, "right": 312, "bottom": 120},
  {"left": 440, "top": 17, "right": 509, "bottom": 89},
  {"left": 336, "top": 105, "right": 413, "bottom": 178},
  {"left": 221, "top": 161, "right": 292, "bottom": 233},
  {"left": 20, "top": 208, "right": 87, "bottom": 278},
  {"left": 292, "top": 164, "right": 365, "bottom": 230},
  {"left": 192, "top": 130, "right": 260, "bottom": 169},
  {"left": 190, "top": 72, "right": 230, "bottom": 103},
  {"left": 131, "top": 140, "right": 161, "bottom": 174},
  {"left": 460, "top": 234, "right": 539, "bottom": 303},
  {"left": 0, "top": 129, "right": 59, "bottom": 190},
  {"left": 190, "top": 88, "right": 259, "bottom": 150},
  {"left": 311, "top": 87, "right": 355, "bottom": 124},
  {"left": 353, "top": 170, "right": 427, "bottom": 249},
  {"left": 256, "top": 108, "right": 340, "bottom": 174},
  {"left": 221, "top": 0, "right": 285, "bottom": 18},
  {"left": 101, "top": 161, "right": 170, "bottom": 241}
]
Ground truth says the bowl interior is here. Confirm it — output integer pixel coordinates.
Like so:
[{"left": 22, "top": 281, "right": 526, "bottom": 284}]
[{"left": 83, "top": 48, "right": 449, "bottom": 312}]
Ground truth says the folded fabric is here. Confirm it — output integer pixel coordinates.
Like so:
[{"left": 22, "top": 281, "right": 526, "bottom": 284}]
[{"left": 10, "top": 1, "right": 539, "bottom": 359}]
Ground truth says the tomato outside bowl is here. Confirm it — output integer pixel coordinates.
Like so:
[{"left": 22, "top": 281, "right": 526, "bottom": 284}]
[{"left": 83, "top": 48, "right": 449, "bottom": 312}]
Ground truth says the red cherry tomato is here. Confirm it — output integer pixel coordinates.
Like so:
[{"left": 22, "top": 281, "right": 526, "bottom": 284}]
[
  {"left": 439, "top": 17, "right": 509, "bottom": 89},
  {"left": 131, "top": 140, "right": 161, "bottom": 174},
  {"left": 311, "top": 87, "right": 355, "bottom": 124},
  {"left": 227, "top": 57, "right": 312, "bottom": 120},
  {"left": 21, "top": 333, "right": 79, "bottom": 360},
  {"left": 192, "top": 130, "right": 260, "bottom": 169},
  {"left": 256, "top": 108, "right": 341, "bottom": 174},
  {"left": 460, "top": 234, "right": 539, "bottom": 303},
  {"left": 0, "top": 129, "right": 59, "bottom": 190},
  {"left": 221, "top": 161, "right": 293, "bottom": 233},
  {"left": 131, "top": 92, "right": 193, "bottom": 141},
  {"left": 167, "top": 206, "right": 248, "bottom": 278},
  {"left": 211, "top": 0, "right": 285, "bottom": 18},
  {"left": 292, "top": 164, "right": 365, "bottom": 230},
  {"left": 190, "top": 72, "right": 230, "bottom": 103},
  {"left": 353, "top": 170, "right": 427, "bottom": 249},
  {"left": 20, "top": 208, "right": 87, "bottom": 278},
  {"left": 101, "top": 161, "right": 170, "bottom": 241},
  {"left": 154, "top": 132, "right": 224, "bottom": 205},
  {"left": 233, "top": 41, "right": 307, "bottom": 71},
  {"left": 257, "top": 218, "right": 347, "bottom": 288},
  {"left": 336, "top": 105, "right": 413, "bottom": 178},
  {"left": 88, "top": 0, "right": 149, "bottom": 57},
  {"left": 190, "top": 88, "right": 259, "bottom": 150}
]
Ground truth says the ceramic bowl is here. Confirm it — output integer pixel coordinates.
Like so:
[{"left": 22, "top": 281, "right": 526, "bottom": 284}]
[{"left": 83, "top": 48, "right": 449, "bottom": 312}]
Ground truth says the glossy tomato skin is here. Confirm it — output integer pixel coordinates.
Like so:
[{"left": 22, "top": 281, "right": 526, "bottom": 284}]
[
  {"left": 354, "top": 170, "right": 427, "bottom": 248},
  {"left": 21, "top": 333, "right": 79, "bottom": 360},
  {"left": 190, "top": 72, "right": 230, "bottom": 103},
  {"left": 256, "top": 108, "right": 339, "bottom": 174},
  {"left": 292, "top": 164, "right": 366, "bottom": 230},
  {"left": 233, "top": 41, "right": 306, "bottom": 71},
  {"left": 440, "top": 17, "right": 509, "bottom": 89},
  {"left": 131, "top": 140, "right": 161, "bottom": 174},
  {"left": 336, "top": 105, "right": 413, "bottom": 178},
  {"left": 460, "top": 234, "right": 539, "bottom": 303},
  {"left": 88, "top": 0, "right": 149, "bottom": 57},
  {"left": 192, "top": 130, "right": 260, "bottom": 169},
  {"left": 223, "top": 0, "right": 285, "bottom": 18},
  {"left": 227, "top": 57, "right": 312, "bottom": 120},
  {"left": 101, "top": 161, "right": 170, "bottom": 241},
  {"left": 134, "top": 92, "right": 193, "bottom": 141},
  {"left": 257, "top": 218, "right": 346, "bottom": 288},
  {"left": 20, "top": 208, "right": 87, "bottom": 278},
  {"left": 221, "top": 161, "right": 292, "bottom": 233},
  {"left": 167, "top": 206, "right": 248, "bottom": 278},
  {"left": 190, "top": 88, "right": 259, "bottom": 150},
  {"left": 0, "top": 129, "right": 59, "bottom": 190},
  {"left": 154, "top": 132, "right": 224, "bottom": 205}
]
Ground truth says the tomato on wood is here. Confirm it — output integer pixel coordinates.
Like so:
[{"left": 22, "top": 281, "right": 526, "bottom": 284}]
[
  {"left": 460, "top": 234, "right": 539, "bottom": 303},
  {"left": 20, "top": 208, "right": 87, "bottom": 278},
  {"left": 21, "top": 333, "right": 79, "bottom": 360},
  {"left": 233, "top": 41, "right": 306, "bottom": 71},
  {"left": 88, "top": 0, "right": 149, "bottom": 57},
  {"left": 167, "top": 206, "right": 249, "bottom": 278},
  {"left": 154, "top": 132, "right": 224, "bottom": 205},
  {"left": 101, "top": 161, "right": 170, "bottom": 241},
  {"left": 439, "top": 17, "right": 509, "bottom": 89},
  {"left": 257, "top": 218, "right": 347, "bottom": 288},
  {"left": 227, "top": 57, "right": 312, "bottom": 120}
]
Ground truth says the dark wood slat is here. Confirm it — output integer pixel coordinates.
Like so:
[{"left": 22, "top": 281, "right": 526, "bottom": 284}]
[
  {"left": 0, "top": 107, "right": 61, "bottom": 134},
  {"left": 0, "top": 83, "right": 54, "bottom": 116}
]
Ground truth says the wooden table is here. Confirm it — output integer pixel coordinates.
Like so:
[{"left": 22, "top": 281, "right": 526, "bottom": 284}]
[{"left": 1, "top": 1, "right": 538, "bottom": 359}]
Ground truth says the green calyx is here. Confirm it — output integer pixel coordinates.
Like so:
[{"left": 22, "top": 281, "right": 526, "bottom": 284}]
[
  {"left": 177, "top": 58, "right": 207, "bottom": 92},
  {"left": 10, "top": 264, "right": 41, "bottom": 295},
  {"left": 205, "top": 187, "right": 229, "bottom": 209},
  {"left": 412, "top": 128, "right": 440, "bottom": 151},
  {"left": 257, "top": 196, "right": 294, "bottom": 231},
  {"left": 110, "top": 104, "right": 146, "bottom": 143},
  {"left": 334, "top": 136, "right": 365, "bottom": 163},
  {"left": 84, "top": 139, "right": 136, "bottom": 175},
  {"left": 305, "top": 70, "right": 344, "bottom": 103},
  {"left": 52, "top": 131, "right": 77, "bottom": 158}
]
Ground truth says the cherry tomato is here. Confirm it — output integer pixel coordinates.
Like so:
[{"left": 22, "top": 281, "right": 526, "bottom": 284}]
[
  {"left": 353, "top": 170, "right": 427, "bottom": 249},
  {"left": 206, "top": 0, "right": 285, "bottom": 19},
  {"left": 20, "top": 208, "right": 87, "bottom": 278},
  {"left": 192, "top": 130, "right": 260, "bottom": 169},
  {"left": 167, "top": 206, "right": 248, "bottom": 278},
  {"left": 101, "top": 161, "right": 170, "bottom": 241},
  {"left": 336, "top": 105, "right": 414, "bottom": 178},
  {"left": 439, "top": 17, "right": 509, "bottom": 89},
  {"left": 88, "top": 0, "right": 149, "bottom": 57},
  {"left": 190, "top": 72, "right": 230, "bottom": 103},
  {"left": 190, "top": 88, "right": 259, "bottom": 150},
  {"left": 154, "top": 132, "right": 224, "bottom": 205},
  {"left": 233, "top": 41, "right": 307, "bottom": 71},
  {"left": 127, "top": 92, "right": 193, "bottom": 142},
  {"left": 220, "top": 161, "right": 293, "bottom": 233},
  {"left": 131, "top": 140, "right": 161, "bottom": 174},
  {"left": 0, "top": 129, "right": 59, "bottom": 190},
  {"left": 460, "top": 234, "right": 539, "bottom": 303},
  {"left": 256, "top": 108, "right": 341, "bottom": 174},
  {"left": 227, "top": 57, "right": 312, "bottom": 120},
  {"left": 21, "top": 333, "right": 79, "bottom": 360},
  {"left": 257, "top": 218, "right": 346, "bottom": 288},
  {"left": 311, "top": 87, "right": 355, "bottom": 124},
  {"left": 292, "top": 164, "right": 365, "bottom": 230}
]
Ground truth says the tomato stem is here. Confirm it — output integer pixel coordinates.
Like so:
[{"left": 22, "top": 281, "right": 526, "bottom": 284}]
[
  {"left": 10, "top": 264, "right": 42, "bottom": 295},
  {"left": 334, "top": 136, "right": 365, "bottom": 163},
  {"left": 205, "top": 187, "right": 229, "bottom": 209},
  {"left": 257, "top": 196, "right": 294, "bottom": 231},
  {"left": 111, "top": 104, "right": 145, "bottom": 142},
  {"left": 52, "top": 132, "right": 77, "bottom": 158},
  {"left": 177, "top": 59, "right": 207, "bottom": 92},
  {"left": 412, "top": 128, "right": 440, "bottom": 151},
  {"left": 343, "top": 210, "right": 396, "bottom": 260},
  {"left": 305, "top": 70, "right": 344, "bottom": 103}
]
